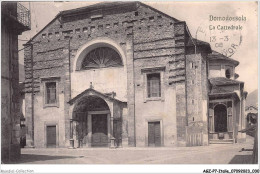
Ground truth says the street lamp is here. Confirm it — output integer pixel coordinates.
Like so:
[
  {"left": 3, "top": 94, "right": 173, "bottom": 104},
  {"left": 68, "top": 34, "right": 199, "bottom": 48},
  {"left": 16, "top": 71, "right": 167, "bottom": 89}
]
[{"left": 20, "top": 118, "right": 25, "bottom": 127}]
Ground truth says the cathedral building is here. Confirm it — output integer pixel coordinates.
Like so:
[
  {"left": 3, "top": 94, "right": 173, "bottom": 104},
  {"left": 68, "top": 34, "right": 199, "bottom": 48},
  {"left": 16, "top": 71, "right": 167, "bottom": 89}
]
[{"left": 23, "top": 2, "right": 247, "bottom": 148}]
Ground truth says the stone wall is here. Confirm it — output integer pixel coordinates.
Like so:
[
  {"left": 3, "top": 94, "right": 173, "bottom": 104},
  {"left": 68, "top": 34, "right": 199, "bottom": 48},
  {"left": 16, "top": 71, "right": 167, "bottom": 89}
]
[
  {"left": 209, "top": 60, "right": 236, "bottom": 79},
  {"left": 186, "top": 53, "right": 209, "bottom": 145},
  {"left": 1, "top": 21, "right": 21, "bottom": 162},
  {"left": 132, "top": 7, "right": 190, "bottom": 146}
]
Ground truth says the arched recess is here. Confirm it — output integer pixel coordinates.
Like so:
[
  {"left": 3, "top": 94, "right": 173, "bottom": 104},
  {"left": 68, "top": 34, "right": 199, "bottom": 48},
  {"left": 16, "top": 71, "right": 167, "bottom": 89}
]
[
  {"left": 225, "top": 69, "right": 231, "bottom": 79},
  {"left": 214, "top": 104, "right": 228, "bottom": 132},
  {"left": 72, "top": 95, "right": 111, "bottom": 147},
  {"left": 73, "top": 38, "right": 126, "bottom": 71}
]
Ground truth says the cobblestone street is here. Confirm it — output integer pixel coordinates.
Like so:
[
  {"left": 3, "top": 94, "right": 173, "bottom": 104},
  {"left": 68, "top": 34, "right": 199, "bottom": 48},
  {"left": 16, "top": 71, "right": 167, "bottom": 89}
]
[{"left": 16, "top": 136, "right": 255, "bottom": 164}]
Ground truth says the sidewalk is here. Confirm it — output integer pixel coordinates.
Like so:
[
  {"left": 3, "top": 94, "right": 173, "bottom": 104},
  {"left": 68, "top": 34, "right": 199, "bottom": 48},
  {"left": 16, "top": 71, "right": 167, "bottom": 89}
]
[{"left": 18, "top": 136, "right": 254, "bottom": 164}]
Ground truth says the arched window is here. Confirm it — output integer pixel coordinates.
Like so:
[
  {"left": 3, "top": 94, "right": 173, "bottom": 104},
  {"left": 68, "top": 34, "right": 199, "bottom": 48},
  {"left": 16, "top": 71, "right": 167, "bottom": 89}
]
[
  {"left": 81, "top": 47, "right": 122, "bottom": 70},
  {"left": 225, "top": 69, "right": 231, "bottom": 79}
]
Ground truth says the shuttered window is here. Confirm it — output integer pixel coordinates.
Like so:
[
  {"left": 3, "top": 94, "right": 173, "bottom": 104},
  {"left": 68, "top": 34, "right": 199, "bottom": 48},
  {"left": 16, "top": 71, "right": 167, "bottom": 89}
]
[
  {"left": 147, "top": 73, "right": 161, "bottom": 98},
  {"left": 46, "top": 82, "right": 57, "bottom": 104}
]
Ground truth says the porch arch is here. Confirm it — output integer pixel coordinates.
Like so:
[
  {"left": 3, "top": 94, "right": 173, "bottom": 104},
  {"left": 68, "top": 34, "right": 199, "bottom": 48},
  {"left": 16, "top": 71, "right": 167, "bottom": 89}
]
[{"left": 72, "top": 95, "right": 110, "bottom": 119}]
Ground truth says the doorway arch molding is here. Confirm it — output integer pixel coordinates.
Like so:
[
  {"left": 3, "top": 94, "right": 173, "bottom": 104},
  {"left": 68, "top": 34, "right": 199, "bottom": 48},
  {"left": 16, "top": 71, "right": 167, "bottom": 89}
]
[{"left": 213, "top": 102, "right": 227, "bottom": 109}]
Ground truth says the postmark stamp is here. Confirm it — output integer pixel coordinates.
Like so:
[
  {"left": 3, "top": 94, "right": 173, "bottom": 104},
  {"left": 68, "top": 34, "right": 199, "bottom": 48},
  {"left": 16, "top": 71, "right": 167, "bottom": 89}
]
[{"left": 195, "top": 15, "right": 245, "bottom": 58}]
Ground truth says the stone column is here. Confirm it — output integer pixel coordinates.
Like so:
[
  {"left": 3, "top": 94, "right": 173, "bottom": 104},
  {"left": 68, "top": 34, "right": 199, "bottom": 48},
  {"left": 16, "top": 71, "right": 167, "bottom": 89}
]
[
  {"left": 25, "top": 92, "right": 34, "bottom": 148},
  {"left": 87, "top": 114, "right": 92, "bottom": 147},
  {"left": 110, "top": 117, "right": 115, "bottom": 148},
  {"left": 121, "top": 106, "right": 128, "bottom": 147},
  {"left": 64, "top": 40, "right": 71, "bottom": 147},
  {"left": 240, "top": 94, "right": 246, "bottom": 140},
  {"left": 68, "top": 119, "right": 75, "bottom": 149},
  {"left": 237, "top": 98, "right": 243, "bottom": 142},
  {"left": 126, "top": 34, "right": 135, "bottom": 147},
  {"left": 24, "top": 45, "right": 34, "bottom": 148},
  {"left": 109, "top": 103, "right": 115, "bottom": 148},
  {"left": 235, "top": 99, "right": 242, "bottom": 142}
]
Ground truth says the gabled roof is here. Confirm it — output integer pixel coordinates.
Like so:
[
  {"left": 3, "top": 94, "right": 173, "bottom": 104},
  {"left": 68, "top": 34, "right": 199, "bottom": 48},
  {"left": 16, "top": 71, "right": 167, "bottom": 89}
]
[
  {"left": 60, "top": 1, "right": 137, "bottom": 16},
  {"left": 60, "top": 1, "right": 180, "bottom": 21},
  {"left": 209, "top": 91, "right": 239, "bottom": 100},
  {"left": 68, "top": 88, "right": 125, "bottom": 105},
  {"left": 208, "top": 50, "right": 239, "bottom": 66},
  {"left": 187, "top": 38, "right": 210, "bottom": 47},
  {"left": 210, "top": 86, "right": 233, "bottom": 94},
  {"left": 186, "top": 37, "right": 212, "bottom": 53},
  {"left": 209, "top": 77, "right": 243, "bottom": 86},
  {"left": 26, "top": 1, "right": 180, "bottom": 44},
  {"left": 209, "top": 81, "right": 240, "bottom": 99},
  {"left": 246, "top": 105, "right": 258, "bottom": 111}
]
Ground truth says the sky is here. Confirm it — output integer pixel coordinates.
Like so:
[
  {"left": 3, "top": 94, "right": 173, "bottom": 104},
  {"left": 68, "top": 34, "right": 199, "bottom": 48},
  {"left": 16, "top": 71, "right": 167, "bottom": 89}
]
[{"left": 19, "top": 1, "right": 258, "bottom": 93}]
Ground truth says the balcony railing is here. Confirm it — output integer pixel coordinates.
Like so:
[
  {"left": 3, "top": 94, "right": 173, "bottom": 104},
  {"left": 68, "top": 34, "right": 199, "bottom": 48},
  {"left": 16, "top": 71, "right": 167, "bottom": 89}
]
[
  {"left": 17, "top": 2, "right": 31, "bottom": 29},
  {"left": 2, "top": 2, "right": 31, "bottom": 30}
]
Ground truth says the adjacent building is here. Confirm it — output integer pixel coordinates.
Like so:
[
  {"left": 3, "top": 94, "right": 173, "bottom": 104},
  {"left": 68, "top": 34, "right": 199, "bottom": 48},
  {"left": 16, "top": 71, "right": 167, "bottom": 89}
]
[
  {"left": 23, "top": 2, "right": 246, "bottom": 148},
  {"left": 1, "top": 2, "right": 30, "bottom": 162},
  {"left": 208, "top": 51, "right": 247, "bottom": 143},
  {"left": 245, "top": 105, "right": 258, "bottom": 128}
]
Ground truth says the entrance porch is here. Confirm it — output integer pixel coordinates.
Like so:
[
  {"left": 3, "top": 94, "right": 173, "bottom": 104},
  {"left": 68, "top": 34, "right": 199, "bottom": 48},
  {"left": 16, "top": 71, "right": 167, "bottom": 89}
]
[
  {"left": 208, "top": 92, "right": 245, "bottom": 144},
  {"left": 68, "top": 88, "right": 127, "bottom": 148}
]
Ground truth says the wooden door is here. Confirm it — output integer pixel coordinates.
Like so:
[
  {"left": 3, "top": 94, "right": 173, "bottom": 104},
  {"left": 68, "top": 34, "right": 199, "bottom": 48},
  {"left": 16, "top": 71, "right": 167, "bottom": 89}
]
[
  {"left": 91, "top": 114, "right": 108, "bottom": 147},
  {"left": 148, "top": 122, "right": 161, "bottom": 147},
  {"left": 46, "top": 126, "right": 56, "bottom": 147},
  {"left": 214, "top": 104, "right": 227, "bottom": 133}
]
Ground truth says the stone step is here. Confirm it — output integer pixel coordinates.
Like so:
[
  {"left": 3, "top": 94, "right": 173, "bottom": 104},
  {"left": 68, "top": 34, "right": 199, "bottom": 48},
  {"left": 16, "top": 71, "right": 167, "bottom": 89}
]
[{"left": 209, "top": 139, "right": 234, "bottom": 144}]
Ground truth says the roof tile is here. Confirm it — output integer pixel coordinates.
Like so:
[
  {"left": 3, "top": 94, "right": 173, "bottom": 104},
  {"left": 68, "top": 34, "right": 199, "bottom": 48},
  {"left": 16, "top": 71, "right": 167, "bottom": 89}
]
[{"left": 208, "top": 50, "right": 239, "bottom": 66}]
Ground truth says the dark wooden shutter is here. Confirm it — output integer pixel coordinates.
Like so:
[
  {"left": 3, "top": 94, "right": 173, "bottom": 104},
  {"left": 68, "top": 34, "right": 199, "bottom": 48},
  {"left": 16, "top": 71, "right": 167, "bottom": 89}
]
[
  {"left": 49, "top": 87, "right": 56, "bottom": 103},
  {"left": 47, "top": 126, "right": 56, "bottom": 147},
  {"left": 154, "top": 122, "right": 161, "bottom": 146},
  {"left": 147, "top": 73, "right": 161, "bottom": 98},
  {"left": 148, "top": 122, "right": 155, "bottom": 146},
  {"left": 46, "top": 82, "right": 56, "bottom": 104},
  {"left": 148, "top": 121, "right": 161, "bottom": 147}
]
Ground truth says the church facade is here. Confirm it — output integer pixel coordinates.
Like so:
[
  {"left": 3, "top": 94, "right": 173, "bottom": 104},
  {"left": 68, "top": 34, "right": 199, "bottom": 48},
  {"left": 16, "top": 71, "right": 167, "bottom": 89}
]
[{"left": 24, "top": 2, "right": 247, "bottom": 148}]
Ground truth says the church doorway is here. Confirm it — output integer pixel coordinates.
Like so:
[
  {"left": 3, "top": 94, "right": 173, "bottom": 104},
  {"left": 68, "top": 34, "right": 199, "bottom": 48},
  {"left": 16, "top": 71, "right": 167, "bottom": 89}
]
[
  {"left": 214, "top": 104, "right": 228, "bottom": 133},
  {"left": 73, "top": 95, "right": 111, "bottom": 147}
]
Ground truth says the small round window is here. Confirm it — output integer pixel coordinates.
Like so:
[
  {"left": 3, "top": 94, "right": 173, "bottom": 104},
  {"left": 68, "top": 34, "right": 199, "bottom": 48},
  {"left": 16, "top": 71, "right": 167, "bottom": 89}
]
[
  {"left": 225, "top": 69, "right": 231, "bottom": 79},
  {"left": 81, "top": 47, "right": 122, "bottom": 70}
]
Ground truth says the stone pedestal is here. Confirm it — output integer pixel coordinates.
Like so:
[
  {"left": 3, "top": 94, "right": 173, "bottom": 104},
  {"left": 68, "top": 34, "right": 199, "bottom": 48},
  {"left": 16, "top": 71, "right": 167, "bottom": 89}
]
[
  {"left": 25, "top": 136, "right": 34, "bottom": 148},
  {"left": 68, "top": 139, "right": 75, "bottom": 149},
  {"left": 77, "top": 139, "right": 83, "bottom": 148},
  {"left": 110, "top": 137, "right": 116, "bottom": 148},
  {"left": 117, "top": 138, "right": 122, "bottom": 148}
]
